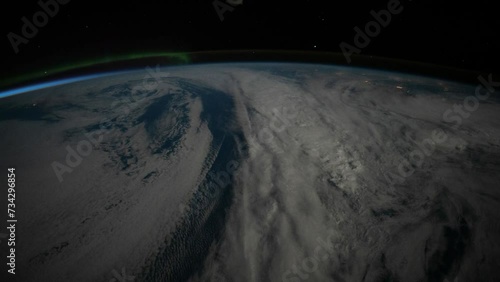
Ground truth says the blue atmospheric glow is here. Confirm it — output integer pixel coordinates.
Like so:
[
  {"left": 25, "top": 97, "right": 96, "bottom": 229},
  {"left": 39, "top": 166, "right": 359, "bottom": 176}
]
[{"left": 0, "top": 71, "right": 132, "bottom": 99}]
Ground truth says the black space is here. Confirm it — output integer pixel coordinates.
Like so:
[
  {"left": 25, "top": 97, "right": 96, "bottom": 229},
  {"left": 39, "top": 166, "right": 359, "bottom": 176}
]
[{"left": 1, "top": 0, "right": 498, "bottom": 82}]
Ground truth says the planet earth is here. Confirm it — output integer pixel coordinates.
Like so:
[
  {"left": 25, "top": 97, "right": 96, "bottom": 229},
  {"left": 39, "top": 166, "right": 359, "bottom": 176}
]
[{"left": 1, "top": 63, "right": 499, "bottom": 281}]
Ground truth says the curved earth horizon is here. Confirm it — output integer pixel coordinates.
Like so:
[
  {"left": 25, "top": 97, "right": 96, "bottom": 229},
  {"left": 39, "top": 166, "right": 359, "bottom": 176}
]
[{"left": 0, "top": 62, "right": 499, "bottom": 282}]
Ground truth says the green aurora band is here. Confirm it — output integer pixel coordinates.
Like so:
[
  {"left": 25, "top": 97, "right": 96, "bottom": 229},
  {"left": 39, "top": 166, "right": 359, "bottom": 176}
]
[{"left": 1, "top": 52, "right": 191, "bottom": 89}]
